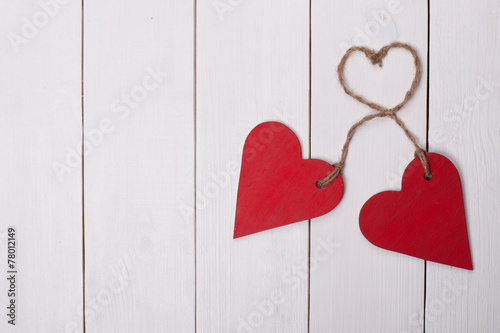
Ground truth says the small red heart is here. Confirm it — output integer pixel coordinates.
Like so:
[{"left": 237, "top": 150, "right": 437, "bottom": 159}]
[
  {"left": 359, "top": 153, "right": 472, "bottom": 270},
  {"left": 234, "top": 122, "right": 343, "bottom": 238}
]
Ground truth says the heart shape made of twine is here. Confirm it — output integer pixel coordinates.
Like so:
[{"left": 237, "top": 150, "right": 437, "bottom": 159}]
[
  {"left": 317, "top": 42, "right": 429, "bottom": 188},
  {"left": 337, "top": 42, "right": 421, "bottom": 115}
]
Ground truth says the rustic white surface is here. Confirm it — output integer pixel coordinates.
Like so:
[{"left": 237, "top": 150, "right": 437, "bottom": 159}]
[
  {"left": 0, "top": 0, "right": 83, "bottom": 332},
  {"left": 84, "top": 0, "right": 195, "bottom": 332},
  {"left": 426, "top": 1, "right": 500, "bottom": 332},
  {"left": 196, "top": 0, "right": 310, "bottom": 332},
  {"left": 310, "top": 1, "right": 427, "bottom": 332},
  {"left": 0, "top": 0, "right": 499, "bottom": 332}
]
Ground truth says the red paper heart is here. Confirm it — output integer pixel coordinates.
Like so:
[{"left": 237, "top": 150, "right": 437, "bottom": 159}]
[
  {"left": 359, "top": 153, "right": 472, "bottom": 270},
  {"left": 234, "top": 122, "right": 343, "bottom": 238}
]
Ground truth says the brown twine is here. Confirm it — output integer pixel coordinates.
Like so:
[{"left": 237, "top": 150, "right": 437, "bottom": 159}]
[{"left": 317, "top": 42, "right": 431, "bottom": 188}]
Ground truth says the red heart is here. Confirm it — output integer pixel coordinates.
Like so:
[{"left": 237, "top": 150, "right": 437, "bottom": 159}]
[
  {"left": 359, "top": 153, "right": 472, "bottom": 270},
  {"left": 234, "top": 122, "right": 344, "bottom": 238}
]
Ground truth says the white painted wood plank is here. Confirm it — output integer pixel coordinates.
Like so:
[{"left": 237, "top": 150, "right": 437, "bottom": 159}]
[
  {"left": 310, "top": 1, "right": 428, "bottom": 331},
  {"left": 84, "top": 1, "right": 195, "bottom": 332},
  {"left": 0, "top": 0, "right": 83, "bottom": 332},
  {"left": 196, "top": 1, "right": 310, "bottom": 332},
  {"left": 426, "top": 1, "right": 500, "bottom": 332}
]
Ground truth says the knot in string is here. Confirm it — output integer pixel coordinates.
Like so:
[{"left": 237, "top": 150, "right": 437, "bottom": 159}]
[
  {"left": 318, "top": 42, "right": 431, "bottom": 188},
  {"left": 317, "top": 162, "right": 343, "bottom": 188},
  {"left": 366, "top": 48, "right": 389, "bottom": 67}
]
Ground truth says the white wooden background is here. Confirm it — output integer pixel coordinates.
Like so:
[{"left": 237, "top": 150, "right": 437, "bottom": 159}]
[{"left": 0, "top": 0, "right": 499, "bottom": 332}]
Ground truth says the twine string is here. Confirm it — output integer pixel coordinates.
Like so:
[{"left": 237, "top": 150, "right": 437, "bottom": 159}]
[{"left": 317, "top": 42, "right": 431, "bottom": 188}]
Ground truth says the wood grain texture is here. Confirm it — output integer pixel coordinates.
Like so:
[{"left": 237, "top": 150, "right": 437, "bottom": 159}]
[
  {"left": 426, "top": 0, "right": 500, "bottom": 331},
  {"left": 84, "top": 0, "right": 195, "bottom": 332},
  {"left": 196, "top": 1, "right": 310, "bottom": 332},
  {"left": 310, "top": 0, "right": 428, "bottom": 331},
  {"left": 0, "top": 0, "right": 83, "bottom": 331}
]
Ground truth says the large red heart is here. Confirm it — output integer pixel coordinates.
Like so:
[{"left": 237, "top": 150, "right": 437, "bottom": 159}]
[
  {"left": 359, "top": 153, "right": 472, "bottom": 270},
  {"left": 234, "top": 122, "right": 344, "bottom": 238}
]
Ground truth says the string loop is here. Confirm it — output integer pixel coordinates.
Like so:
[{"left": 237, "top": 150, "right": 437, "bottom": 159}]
[{"left": 318, "top": 42, "right": 431, "bottom": 188}]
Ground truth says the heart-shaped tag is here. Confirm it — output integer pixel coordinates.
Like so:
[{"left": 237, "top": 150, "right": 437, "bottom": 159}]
[
  {"left": 359, "top": 153, "right": 472, "bottom": 270},
  {"left": 234, "top": 122, "right": 343, "bottom": 238}
]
